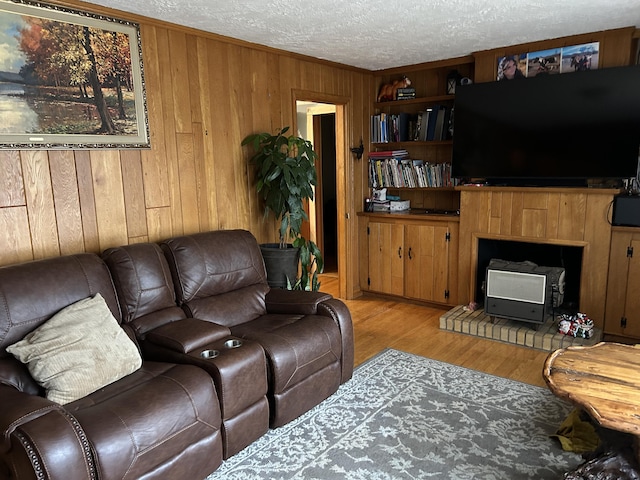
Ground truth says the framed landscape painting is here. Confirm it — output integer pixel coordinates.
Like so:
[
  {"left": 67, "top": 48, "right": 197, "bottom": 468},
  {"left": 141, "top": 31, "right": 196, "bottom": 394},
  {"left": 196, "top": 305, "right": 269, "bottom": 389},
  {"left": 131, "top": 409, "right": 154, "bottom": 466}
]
[{"left": 0, "top": 0, "right": 149, "bottom": 148}]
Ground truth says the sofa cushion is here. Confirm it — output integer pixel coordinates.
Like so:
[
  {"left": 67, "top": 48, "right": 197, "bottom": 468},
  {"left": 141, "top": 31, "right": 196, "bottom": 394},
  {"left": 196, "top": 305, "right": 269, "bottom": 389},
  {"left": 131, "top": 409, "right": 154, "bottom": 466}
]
[
  {"left": 6, "top": 293, "right": 142, "bottom": 405},
  {"left": 232, "top": 313, "right": 342, "bottom": 393},
  {"left": 161, "top": 229, "right": 268, "bottom": 303},
  {"left": 67, "top": 362, "right": 224, "bottom": 480}
]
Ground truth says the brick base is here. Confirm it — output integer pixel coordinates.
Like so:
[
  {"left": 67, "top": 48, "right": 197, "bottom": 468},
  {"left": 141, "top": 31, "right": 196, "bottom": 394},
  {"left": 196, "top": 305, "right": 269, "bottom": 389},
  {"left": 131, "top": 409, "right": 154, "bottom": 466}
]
[{"left": 439, "top": 305, "right": 602, "bottom": 352}]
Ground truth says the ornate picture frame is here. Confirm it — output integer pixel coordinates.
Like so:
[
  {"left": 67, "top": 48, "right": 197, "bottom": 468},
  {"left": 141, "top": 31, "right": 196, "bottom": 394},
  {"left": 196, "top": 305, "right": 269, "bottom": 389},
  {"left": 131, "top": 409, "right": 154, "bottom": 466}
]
[{"left": 0, "top": 0, "right": 149, "bottom": 149}]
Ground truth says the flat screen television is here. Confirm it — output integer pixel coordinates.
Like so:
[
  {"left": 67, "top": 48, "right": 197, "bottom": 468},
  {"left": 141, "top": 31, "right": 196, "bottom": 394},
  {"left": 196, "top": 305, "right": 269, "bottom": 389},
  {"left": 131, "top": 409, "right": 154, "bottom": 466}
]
[{"left": 452, "top": 66, "right": 640, "bottom": 186}]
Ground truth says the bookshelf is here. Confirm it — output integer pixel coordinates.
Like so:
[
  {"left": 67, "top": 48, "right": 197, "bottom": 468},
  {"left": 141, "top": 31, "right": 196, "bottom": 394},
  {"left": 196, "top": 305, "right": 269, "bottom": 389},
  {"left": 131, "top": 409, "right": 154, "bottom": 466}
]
[{"left": 370, "top": 56, "right": 474, "bottom": 211}]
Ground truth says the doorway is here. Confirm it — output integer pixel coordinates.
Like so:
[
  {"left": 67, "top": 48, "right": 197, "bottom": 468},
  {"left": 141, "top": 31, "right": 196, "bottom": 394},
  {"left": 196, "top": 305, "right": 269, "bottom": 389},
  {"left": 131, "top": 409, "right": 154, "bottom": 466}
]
[
  {"left": 294, "top": 90, "right": 350, "bottom": 299},
  {"left": 296, "top": 102, "right": 337, "bottom": 274}
]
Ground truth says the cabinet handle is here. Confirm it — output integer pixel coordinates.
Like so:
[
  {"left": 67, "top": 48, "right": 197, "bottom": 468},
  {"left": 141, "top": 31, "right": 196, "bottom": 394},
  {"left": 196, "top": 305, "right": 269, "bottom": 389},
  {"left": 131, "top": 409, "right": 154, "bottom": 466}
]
[
  {"left": 408, "top": 247, "right": 413, "bottom": 260},
  {"left": 398, "top": 247, "right": 402, "bottom": 258}
]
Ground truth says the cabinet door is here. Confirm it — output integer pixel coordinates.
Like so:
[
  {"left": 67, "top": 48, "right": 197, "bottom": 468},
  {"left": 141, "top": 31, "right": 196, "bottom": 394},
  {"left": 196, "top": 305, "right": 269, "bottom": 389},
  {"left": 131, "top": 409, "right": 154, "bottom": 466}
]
[
  {"left": 368, "top": 221, "right": 404, "bottom": 296},
  {"left": 605, "top": 232, "right": 640, "bottom": 339},
  {"left": 622, "top": 239, "right": 640, "bottom": 338},
  {"left": 404, "top": 224, "right": 449, "bottom": 302}
]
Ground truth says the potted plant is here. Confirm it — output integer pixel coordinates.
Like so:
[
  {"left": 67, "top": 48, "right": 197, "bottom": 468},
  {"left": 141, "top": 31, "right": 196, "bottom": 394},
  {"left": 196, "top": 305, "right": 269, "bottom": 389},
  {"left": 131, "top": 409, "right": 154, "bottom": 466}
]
[{"left": 242, "top": 126, "right": 324, "bottom": 291}]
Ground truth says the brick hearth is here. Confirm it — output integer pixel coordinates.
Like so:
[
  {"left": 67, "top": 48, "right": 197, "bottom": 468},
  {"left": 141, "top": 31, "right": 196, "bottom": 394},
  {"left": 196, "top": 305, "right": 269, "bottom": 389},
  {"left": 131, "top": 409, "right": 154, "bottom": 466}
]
[{"left": 440, "top": 305, "right": 602, "bottom": 352}]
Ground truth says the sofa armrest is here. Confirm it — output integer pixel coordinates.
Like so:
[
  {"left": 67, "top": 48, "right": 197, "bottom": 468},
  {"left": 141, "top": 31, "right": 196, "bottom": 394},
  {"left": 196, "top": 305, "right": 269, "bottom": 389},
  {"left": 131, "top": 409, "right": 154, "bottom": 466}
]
[
  {"left": 265, "top": 289, "right": 332, "bottom": 315},
  {"left": 0, "top": 385, "right": 60, "bottom": 450},
  {"left": 0, "top": 385, "right": 96, "bottom": 479},
  {"left": 265, "top": 290, "right": 355, "bottom": 384},
  {"left": 317, "top": 299, "right": 355, "bottom": 384},
  {"left": 145, "top": 318, "right": 231, "bottom": 353}
]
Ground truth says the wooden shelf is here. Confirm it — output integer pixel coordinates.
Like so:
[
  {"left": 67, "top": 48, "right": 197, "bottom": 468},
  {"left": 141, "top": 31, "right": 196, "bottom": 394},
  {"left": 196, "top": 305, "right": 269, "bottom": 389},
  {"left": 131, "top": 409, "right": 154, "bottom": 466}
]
[
  {"left": 369, "top": 57, "right": 473, "bottom": 213},
  {"left": 372, "top": 140, "right": 452, "bottom": 148},
  {"left": 385, "top": 186, "right": 456, "bottom": 191},
  {"left": 374, "top": 95, "right": 454, "bottom": 109}
]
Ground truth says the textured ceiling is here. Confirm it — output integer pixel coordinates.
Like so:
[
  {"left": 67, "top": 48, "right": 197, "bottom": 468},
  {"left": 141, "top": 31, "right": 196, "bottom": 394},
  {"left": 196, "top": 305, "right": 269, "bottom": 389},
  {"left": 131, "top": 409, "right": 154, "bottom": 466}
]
[{"left": 82, "top": 0, "right": 640, "bottom": 70}]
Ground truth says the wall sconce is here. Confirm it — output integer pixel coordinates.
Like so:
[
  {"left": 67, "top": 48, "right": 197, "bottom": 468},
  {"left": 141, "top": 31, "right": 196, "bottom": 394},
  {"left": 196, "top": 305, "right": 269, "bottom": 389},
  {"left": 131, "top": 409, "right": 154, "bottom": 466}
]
[{"left": 351, "top": 140, "right": 364, "bottom": 160}]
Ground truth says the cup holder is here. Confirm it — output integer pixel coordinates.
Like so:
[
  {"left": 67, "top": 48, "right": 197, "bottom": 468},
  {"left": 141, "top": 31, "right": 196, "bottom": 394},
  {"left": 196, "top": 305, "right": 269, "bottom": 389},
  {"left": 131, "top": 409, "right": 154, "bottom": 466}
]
[
  {"left": 200, "top": 349, "right": 220, "bottom": 359},
  {"left": 224, "top": 339, "right": 243, "bottom": 349}
]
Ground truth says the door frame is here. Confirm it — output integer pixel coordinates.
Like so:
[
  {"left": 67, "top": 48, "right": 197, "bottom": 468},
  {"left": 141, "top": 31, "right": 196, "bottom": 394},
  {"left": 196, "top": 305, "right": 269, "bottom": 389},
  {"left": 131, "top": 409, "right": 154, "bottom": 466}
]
[{"left": 292, "top": 90, "right": 351, "bottom": 299}]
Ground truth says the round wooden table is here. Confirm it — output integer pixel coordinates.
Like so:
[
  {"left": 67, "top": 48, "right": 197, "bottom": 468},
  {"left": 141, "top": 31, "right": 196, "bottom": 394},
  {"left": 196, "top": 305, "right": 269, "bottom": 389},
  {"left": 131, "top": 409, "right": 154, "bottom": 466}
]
[{"left": 544, "top": 342, "right": 640, "bottom": 477}]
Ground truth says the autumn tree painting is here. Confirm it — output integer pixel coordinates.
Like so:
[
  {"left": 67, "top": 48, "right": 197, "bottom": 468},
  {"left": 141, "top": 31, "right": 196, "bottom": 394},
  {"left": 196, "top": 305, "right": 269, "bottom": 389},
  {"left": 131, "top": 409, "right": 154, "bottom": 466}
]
[
  {"left": 17, "top": 17, "right": 134, "bottom": 134},
  {"left": 0, "top": 1, "right": 147, "bottom": 147}
]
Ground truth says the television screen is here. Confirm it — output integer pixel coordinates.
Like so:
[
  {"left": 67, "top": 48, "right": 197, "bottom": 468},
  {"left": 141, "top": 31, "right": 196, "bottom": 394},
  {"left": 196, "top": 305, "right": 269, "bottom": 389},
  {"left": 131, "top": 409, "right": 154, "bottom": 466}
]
[{"left": 452, "top": 66, "right": 640, "bottom": 186}]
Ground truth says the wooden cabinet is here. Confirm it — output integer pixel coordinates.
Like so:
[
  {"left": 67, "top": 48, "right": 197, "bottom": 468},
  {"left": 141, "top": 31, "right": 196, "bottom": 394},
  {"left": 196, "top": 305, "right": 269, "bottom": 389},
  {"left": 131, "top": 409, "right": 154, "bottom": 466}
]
[
  {"left": 364, "top": 215, "right": 459, "bottom": 305},
  {"left": 604, "top": 227, "right": 640, "bottom": 339}
]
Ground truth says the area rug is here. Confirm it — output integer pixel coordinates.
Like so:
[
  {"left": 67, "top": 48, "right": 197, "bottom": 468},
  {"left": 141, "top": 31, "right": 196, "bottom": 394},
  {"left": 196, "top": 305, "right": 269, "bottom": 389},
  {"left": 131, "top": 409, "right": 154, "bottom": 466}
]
[
  {"left": 440, "top": 305, "right": 602, "bottom": 352},
  {"left": 205, "top": 349, "right": 581, "bottom": 479}
]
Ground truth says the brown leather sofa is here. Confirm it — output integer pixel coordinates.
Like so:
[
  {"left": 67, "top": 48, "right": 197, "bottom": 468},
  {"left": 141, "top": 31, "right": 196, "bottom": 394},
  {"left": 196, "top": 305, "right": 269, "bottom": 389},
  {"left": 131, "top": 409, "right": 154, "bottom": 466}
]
[
  {"left": 102, "top": 241, "right": 270, "bottom": 459},
  {"left": 1, "top": 229, "right": 354, "bottom": 479},
  {"left": 0, "top": 254, "right": 223, "bottom": 480},
  {"left": 106, "top": 229, "right": 354, "bottom": 429},
  {"left": 159, "top": 230, "right": 354, "bottom": 427}
]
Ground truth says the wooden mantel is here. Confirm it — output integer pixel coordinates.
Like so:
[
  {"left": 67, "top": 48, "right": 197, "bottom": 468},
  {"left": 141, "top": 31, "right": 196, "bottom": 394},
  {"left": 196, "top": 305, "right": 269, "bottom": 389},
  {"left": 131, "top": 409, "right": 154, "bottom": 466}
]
[{"left": 456, "top": 186, "right": 620, "bottom": 328}]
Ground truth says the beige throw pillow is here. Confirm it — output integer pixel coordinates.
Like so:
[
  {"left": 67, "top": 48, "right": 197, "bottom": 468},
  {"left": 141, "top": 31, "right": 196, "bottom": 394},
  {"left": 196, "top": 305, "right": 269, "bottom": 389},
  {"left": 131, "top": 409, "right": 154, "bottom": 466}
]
[{"left": 7, "top": 293, "right": 142, "bottom": 405}]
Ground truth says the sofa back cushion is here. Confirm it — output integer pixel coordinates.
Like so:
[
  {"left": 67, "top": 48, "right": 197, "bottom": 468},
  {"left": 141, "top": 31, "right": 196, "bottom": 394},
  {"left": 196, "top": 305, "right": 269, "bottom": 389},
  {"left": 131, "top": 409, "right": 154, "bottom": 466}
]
[
  {"left": 161, "top": 230, "right": 269, "bottom": 327},
  {"left": 103, "top": 243, "right": 186, "bottom": 335},
  {"left": 0, "top": 253, "right": 121, "bottom": 354},
  {"left": 0, "top": 254, "right": 122, "bottom": 392}
]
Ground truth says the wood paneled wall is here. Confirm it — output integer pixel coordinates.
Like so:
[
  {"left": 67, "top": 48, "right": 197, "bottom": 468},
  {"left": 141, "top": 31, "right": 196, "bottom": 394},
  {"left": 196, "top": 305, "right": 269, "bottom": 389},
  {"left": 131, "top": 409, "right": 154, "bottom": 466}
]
[
  {"left": 0, "top": 2, "right": 636, "bottom": 303},
  {"left": 0, "top": 0, "right": 372, "bottom": 285}
]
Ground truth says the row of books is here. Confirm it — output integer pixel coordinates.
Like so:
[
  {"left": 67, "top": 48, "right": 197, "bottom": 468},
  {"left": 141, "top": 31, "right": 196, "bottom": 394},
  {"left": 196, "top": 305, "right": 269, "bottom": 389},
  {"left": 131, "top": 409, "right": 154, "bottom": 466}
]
[
  {"left": 368, "top": 156, "right": 458, "bottom": 188},
  {"left": 370, "top": 112, "right": 409, "bottom": 143},
  {"left": 415, "top": 105, "right": 453, "bottom": 142},
  {"left": 370, "top": 105, "right": 453, "bottom": 144}
]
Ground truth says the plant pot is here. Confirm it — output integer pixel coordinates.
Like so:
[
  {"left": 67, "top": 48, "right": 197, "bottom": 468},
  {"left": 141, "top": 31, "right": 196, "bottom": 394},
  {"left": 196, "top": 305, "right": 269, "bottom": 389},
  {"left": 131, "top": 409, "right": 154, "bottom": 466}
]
[{"left": 260, "top": 243, "right": 300, "bottom": 289}]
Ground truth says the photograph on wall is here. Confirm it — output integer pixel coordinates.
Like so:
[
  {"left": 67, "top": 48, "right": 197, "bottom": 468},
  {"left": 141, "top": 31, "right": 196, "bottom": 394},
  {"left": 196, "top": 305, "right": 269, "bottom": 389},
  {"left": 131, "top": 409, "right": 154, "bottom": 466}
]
[
  {"left": 560, "top": 42, "right": 599, "bottom": 73},
  {"left": 497, "top": 42, "right": 600, "bottom": 81},
  {"left": 0, "top": 0, "right": 149, "bottom": 148},
  {"left": 526, "top": 48, "right": 562, "bottom": 77},
  {"left": 497, "top": 54, "right": 527, "bottom": 81}
]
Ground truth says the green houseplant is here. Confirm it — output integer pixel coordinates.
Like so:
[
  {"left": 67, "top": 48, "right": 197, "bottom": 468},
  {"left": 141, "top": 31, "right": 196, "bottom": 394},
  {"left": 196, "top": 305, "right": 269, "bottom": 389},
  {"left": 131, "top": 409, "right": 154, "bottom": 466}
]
[{"left": 242, "top": 126, "right": 323, "bottom": 291}]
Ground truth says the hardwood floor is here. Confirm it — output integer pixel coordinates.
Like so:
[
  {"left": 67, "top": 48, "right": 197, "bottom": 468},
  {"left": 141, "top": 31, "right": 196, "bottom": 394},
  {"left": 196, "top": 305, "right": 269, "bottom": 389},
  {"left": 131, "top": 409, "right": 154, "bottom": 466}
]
[{"left": 320, "top": 273, "right": 551, "bottom": 388}]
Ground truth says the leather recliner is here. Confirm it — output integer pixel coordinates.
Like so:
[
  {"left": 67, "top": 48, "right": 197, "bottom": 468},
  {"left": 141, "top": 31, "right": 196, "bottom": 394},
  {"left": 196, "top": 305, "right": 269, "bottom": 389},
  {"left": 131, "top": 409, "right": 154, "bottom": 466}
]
[
  {"left": 160, "top": 229, "right": 355, "bottom": 427},
  {"left": 102, "top": 242, "right": 270, "bottom": 459},
  {"left": 0, "top": 254, "right": 223, "bottom": 480}
]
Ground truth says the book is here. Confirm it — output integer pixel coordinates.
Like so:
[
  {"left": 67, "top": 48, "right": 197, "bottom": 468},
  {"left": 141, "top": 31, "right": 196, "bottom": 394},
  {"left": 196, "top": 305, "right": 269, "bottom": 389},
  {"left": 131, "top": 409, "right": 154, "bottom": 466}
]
[
  {"left": 397, "top": 112, "right": 410, "bottom": 142},
  {"left": 369, "top": 150, "right": 408, "bottom": 157},
  {"left": 425, "top": 105, "right": 442, "bottom": 141},
  {"left": 418, "top": 110, "right": 432, "bottom": 141},
  {"left": 396, "top": 87, "right": 416, "bottom": 100},
  {"left": 413, "top": 113, "right": 423, "bottom": 141},
  {"left": 433, "top": 106, "right": 447, "bottom": 141},
  {"left": 441, "top": 107, "right": 453, "bottom": 140}
]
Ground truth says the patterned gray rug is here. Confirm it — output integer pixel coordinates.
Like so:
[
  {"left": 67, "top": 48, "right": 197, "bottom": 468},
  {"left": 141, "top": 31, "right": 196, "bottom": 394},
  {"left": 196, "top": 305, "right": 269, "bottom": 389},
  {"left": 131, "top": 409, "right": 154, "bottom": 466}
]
[{"left": 205, "top": 349, "right": 581, "bottom": 479}]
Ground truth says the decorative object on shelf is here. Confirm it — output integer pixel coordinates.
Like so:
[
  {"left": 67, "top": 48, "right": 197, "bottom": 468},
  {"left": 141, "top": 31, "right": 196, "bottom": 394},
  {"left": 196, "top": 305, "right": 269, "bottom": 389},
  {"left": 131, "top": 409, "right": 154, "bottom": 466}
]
[
  {"left": 242, "top": 127, "right": 323, "bottom": 291},
  {"left": 377, "top": 76, "right": 411, "bottom": 102},
  {"left": 0, "top": 0, "right": 149, "bottom": 149},
  {"left": 395, "top": 87, "right": 416, "bottom": 100},
  {"left": 446, "top": 70, "right": 462, "bottom": 94},
  {"left": 350, "top": 139, "right": 364, "bottom": 160}
]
